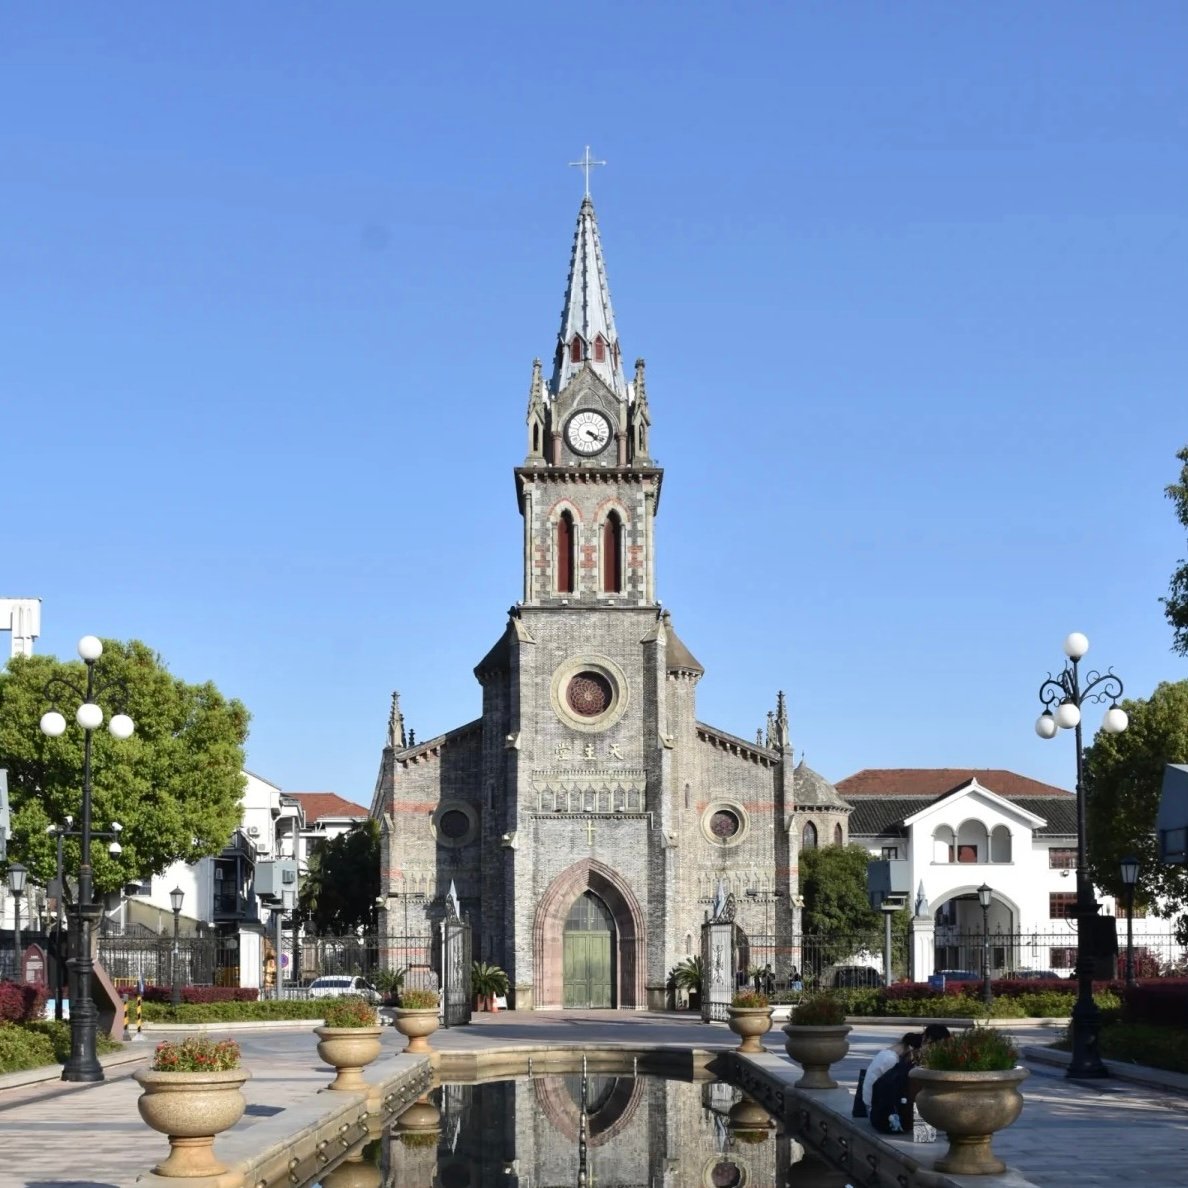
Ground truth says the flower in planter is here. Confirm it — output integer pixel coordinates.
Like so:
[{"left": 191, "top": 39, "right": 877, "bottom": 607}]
[
  {"left": 399, "top": 988, "right": 440, "bottom": 1010},
  {"left": 918, "top": 1027, "right": 1018, "bottom": 1072},
  {"left": 321, "top": 996, "right": 380, "bottom": 1028},
  {"left": 790, "top": 994, "right": 847, "bottom": 1026},
  {"left": 731, "top": 989, "right": 770, "bottom": 1009},
  {"left": 150, "top": 1036, "right": 241, "bottom": 1072}
]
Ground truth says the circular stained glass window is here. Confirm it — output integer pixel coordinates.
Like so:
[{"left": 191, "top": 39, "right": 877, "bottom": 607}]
[
  {"left": 566, "top": 671, "right": 613, "bottom": 717},
  {"left": 439, "top": 809, "right": 470, "bottom": 840},
  {"left": 710, "top": 809, "right": 741, "bottom": 839},
  {"left": 711, "top": 1162, "right": 742, "bottom": 1188}
]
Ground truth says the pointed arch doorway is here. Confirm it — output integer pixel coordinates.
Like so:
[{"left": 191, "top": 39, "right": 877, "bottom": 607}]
[
  {"left": 534, "top": 858, "right": 646, "bottom": 1009},
  {"left": 563, "top": 891, "right": 615, "bottom": 1008}
]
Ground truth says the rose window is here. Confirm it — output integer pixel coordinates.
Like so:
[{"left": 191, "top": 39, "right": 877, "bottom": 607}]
[
  {"left": 710, "top": 809, "right": 741, "bottom": 839},
  {"left": 566, "top": 672, "right": 613, "bottom": 717},
  {"left": 439, "top": 810, "right": 470, "bottom": 840}
]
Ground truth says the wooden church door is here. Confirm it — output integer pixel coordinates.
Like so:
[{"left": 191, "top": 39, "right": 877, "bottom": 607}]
[{"left": 562, "top": 891, "right": 615, "bottom": 1008}]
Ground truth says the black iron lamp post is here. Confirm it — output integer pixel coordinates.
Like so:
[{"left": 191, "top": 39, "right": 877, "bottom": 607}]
[
  {"left": 1119, "top": 856, "right": 1139, "bottom": 988},
  {"left": 977, "top": 883, "right": 993, "bottom": 1007},
  {"left": 7, "top": 861, "right": 27, "bottom": 974},
  {"left": 40, "top": 635, "right": 135, "bottom": 1083},
  {"left": 1035, "top": 631, "right": 1127, "bottom": 1079},
  {"left": 170, "top": 886, "right": 184, "bottom": 1009}
]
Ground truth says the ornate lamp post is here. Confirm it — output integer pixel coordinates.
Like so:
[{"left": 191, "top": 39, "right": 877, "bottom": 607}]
[
  {"left": 40, "top": 635, "right": 135, "bottom": 1083},
  {"left": 1035, "top": 631, "right": 1127, "bottom": 1079},
  {"left": 1119, "top": 856, "right": 1139, "bottom": 988},
  {"left": 170, "top": 886, "right": 184, "bottom": 1009},
  {"left": 7, "top": 861, "right": 27, "bottom": 974},
  {"left": 977, "top": 883, "right": 993, "bottom": 1007}
]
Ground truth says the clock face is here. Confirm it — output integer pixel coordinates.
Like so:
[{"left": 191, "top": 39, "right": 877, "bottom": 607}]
[{"left": 566, "top": 409, "right": 612, "bottom": 456}]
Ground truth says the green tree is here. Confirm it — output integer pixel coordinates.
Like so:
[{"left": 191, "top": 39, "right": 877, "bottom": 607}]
[
  {"left": 1085, "top": 680, "right": 1188, "bottom": 922},
  {"left": 799, "top": 844, "right": 909, "bottom": 967},
  {"left": 298, "top": 818, "right": 380, "bottom": 934},
  {"left": 1164, "top": 445, "right": 1188, "bottom": 656},
  {"left": 0, "top": 640, "right": 248, "bottom": 896}
]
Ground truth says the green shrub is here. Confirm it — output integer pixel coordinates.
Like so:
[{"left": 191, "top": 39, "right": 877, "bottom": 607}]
[
  {"left": 321, "top": 996, "right": 379, "bottom": 1028},
  {"left": 0, "top": 1022, "right": 56, "bottom": 1074},
  {"left": 919, "top": 1027, "right": 1018, "bottom": 1071},
  {"left": 1053, "top": 1022, "right": 1188, "bottom": 1075},
  {"left": 151, "top": 1036, "right": 241, "bottom": 1072},
  {"left": 372, "top": 968, "right": 406, "bottom": 999},
  {"left": 140, "top": 999, "right": 322, "bottom": 1023},
  {"left": 399, "top": 988, "right": 439, "bottom": 1010},
  {"left": 790, "top": 995, "right": 847, "bottom": 1025},
  {"left": 732, "top": 989, "right": 769, "bottom": 1008}
]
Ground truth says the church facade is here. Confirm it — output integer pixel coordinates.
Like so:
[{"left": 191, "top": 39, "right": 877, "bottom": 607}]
[{"left": 371, "top": 196, "right": 848, "bottom": 1009}]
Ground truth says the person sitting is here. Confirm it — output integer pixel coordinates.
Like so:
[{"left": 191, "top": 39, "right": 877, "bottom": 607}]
[
  {"left": 862, "top": 1033, "right": 922, "bottom": 1122},
  {"left": 788, "top": 966, "right": 803, "bottom": 992}
]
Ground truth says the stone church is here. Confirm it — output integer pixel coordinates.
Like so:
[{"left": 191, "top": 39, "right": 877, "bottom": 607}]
[{"left": 371, "top": 195, "right": 849, "bottom": 1009}]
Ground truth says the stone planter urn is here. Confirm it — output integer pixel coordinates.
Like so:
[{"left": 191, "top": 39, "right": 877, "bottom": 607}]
[
  {"left": 134, "top": 1068, "right": 251, "bottom": 1178},
  {"left": 909, "top": 1066, "right": 1030, "bottom": 1175},
  {"left": 314, "top": 1025, "right": 385, "bottom": 1093},
  {"left": 397, "top": 1094, "right": 441, "bottom": 1132},
  {"left": 393, "top": 1006, "right": 440, "bottom": 1054},
  {"left": 727, "top": 1005, "right": 774, "bottom": 1053},
  {"left": 781, "top": 1024, "right": 852, "bottom": 1089}
]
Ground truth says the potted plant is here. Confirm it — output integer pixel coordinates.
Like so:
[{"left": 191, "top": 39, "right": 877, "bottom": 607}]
[
  {"left": 727, "top": 988, "right": 773, "bottom": 1053},
  {"left": 910, "top": 1028, "right": 1029, "bottom": 1175},
  {"left": 670, "top": 955, "right": 702, "bottom": 1010},
  {"left": 315, "top": 996, "right": 385, "bottom": 1093},
  {"left": 372, "top": 966, "right": 406, "bottom": 1006},
  {"left": 781, "top": 994, "right": 852, "bottom": 1089},
  {"left": 470, "top": 961, "right": 509, "bottom": 1011},
  {"left": 134, "top": 1036, "right": 249, "bottom": 1178},
  {"left": 394, "top": 987, "right": 440, "bottom": 1053}
]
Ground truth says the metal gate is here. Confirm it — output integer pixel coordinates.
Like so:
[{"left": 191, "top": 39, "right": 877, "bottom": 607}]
[
  {"left": 438, "top": 889, "right": 472, "bottom": 1027},
  {"left": 700, "top": 884, "right": 737, "bottom": 1023}
]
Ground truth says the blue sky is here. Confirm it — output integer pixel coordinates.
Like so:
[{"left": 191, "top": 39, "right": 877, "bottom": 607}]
[{"left": 3, "top": 3, "right": 1185, "bottom": 803}]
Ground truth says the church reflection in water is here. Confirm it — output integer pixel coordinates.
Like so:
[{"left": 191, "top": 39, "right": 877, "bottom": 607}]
[{"left": 385, "top": 1073, "right": 848, "bottom": 1187}]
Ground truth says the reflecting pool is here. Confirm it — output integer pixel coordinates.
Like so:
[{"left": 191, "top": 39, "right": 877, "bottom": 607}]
[{"left": 346, "top": 1072, "right": 850, "bottom": 1187}]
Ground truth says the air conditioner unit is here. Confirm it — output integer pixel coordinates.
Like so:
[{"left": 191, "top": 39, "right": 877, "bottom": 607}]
[{"left": 246, "top": 826, "right": 261, "bottom": 838}]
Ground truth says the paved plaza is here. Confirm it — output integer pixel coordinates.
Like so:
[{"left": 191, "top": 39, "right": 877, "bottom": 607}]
[{"left": 0, "top": 1014, "right": 1186, "bottom": 1186}]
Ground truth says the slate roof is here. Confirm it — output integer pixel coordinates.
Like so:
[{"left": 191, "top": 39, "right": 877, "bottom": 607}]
[
  {"left": 794, "top": 760, "right": 850, "bottom": 810},
  {"left": 665, "top": 623, "right": 704, "bottom": 675},
  {"left": 837, "top": 768, "right": 1070, "bottom": 799},
  {"left": 288, "top": 792, "right": 369, "bottom": 825},
  {"left": 848, "top": 795, "right": 1078, "bottom": 839}
]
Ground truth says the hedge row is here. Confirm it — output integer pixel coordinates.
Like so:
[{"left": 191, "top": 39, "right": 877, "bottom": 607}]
[
  {"left": 139, "top": 998, "right": 327, "bottom": 1023},
  {"left": 0, "top": 981, "right": 47, "bottom": 1024},
  {"left": 0, "top": 1020, "right": 122, "bottom": 1075},
  {"left": 1121, "top": 982, "right": 1188, "bottom": 1029},
  {"left": 137, "top": 985, "right": 260, "bottom": 1005}
]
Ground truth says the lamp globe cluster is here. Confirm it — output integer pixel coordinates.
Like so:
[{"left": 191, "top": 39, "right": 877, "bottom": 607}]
[{"left": 1033, "top": 633, "right": 1128, "bottom": 740}]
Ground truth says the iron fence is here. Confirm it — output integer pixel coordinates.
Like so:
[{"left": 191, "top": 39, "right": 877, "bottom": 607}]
[
  {"left": 98, "top": 933, "right": 242, "bottom": 991},
  {"left": 933, "top": 929, "right": 1188, "bottom": 980},
  {"left": 739, "top": 932, "right": 910, "bottom": 990}
]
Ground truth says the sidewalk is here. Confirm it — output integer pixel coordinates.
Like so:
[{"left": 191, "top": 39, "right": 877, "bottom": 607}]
[{"left": 0, "top": 1014, "right": 1185, "bottom": 1187}]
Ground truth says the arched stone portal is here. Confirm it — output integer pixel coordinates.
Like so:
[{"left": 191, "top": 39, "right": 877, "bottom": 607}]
[{"left": 534, "top": 859, "right": 646, "bottom": 1009}]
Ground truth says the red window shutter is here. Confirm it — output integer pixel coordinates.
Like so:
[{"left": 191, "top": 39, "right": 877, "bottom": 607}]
[
  {"left": 557, "top": 512, "right": 574, "bottom": 593},
  {"left": 594, "top": 336, "right": 606, "bottom": 362},
  {"left": 570, "top": 337, "right": 583, "bottom": 363},
  {"left": 602, "top": 513, "right": 622, "bottom": 592}
]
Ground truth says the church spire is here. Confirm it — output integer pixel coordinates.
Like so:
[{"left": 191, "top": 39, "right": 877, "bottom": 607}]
[{"left": 551, "top": 196, "right": 629, "bottom": 400}]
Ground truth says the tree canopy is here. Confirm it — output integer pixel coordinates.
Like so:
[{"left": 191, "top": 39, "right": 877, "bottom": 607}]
[
  {"left": 0, "top": 639, "right": 249, "bottom": 896},
  {"left": 1164, "top": 445, "right": 1188, "bottom": 656},
  {"left": 298, "top": 818, "right": 380, "bottom": 934},
  {"left": 1085, "top": 679, "right": 1188, "bottom": 922},
  {"left": 800, "top": 843, "right": 909, "bottom": 967}
]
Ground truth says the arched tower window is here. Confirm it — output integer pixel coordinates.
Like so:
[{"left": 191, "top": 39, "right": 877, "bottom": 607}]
[
  {"left": 802, "top": 821, "right": 818, "bottom": 850},
  {"left": 532, "top": 423, "right": 540, "bottom": 453},
  {"left": 556, "top": 510, "right": 575, "bottom": 594},
  {"left": 602, "top": 511, "right": 623, "bottom": 593},
  {"left": 594, "top": 335, "right": 606, "bottom": 362},
  {"left": 570, "top": 336, "right": 584, "bottom": 363},
  {"left": 834, "top": 823, "right": 843, "bottom": 846}
]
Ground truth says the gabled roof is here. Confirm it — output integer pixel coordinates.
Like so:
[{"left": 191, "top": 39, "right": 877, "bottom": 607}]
[
  {"left": 288, "top": 792, "right": 369, "bottom": 826},
  {"left": 902, "top": 780, "right": 1048, "bottom": 828},
  {"left": 837, "top": 768, "right": 1071, "bottom": 799},
  {"left": 848, "top": 795, "right": 1078, "bottom": 839}
]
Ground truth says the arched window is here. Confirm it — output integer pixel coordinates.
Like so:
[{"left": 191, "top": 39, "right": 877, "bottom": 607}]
[
  {"left": 956, "top": 819, "right": 989, "bottom": 864},
  {"left": 990, "top": 825, "right": 1012, "bottom": 863},
  {"left": 833, "top": 823, "right": 843, "bottom": 846},
  {"left": 570, "top": 336, "right": 584, "bottom": 363},
  {"left": 532, "top": 423, "right": 540, "bottom": 453},
  {"left": 602, "top": 511, "right": 623, "bottom": 593},
  {"left": 556, "top": 511, "right": 575, "bottom": 594},
  {"left": 594, "top": 336, "right": 606, "bottom": 362},
  {"left": 802, "top": 821, "right": 818, "bottom": 850},
  {"left": 933, "top": 826, "right": 955, "bottom": 864}
]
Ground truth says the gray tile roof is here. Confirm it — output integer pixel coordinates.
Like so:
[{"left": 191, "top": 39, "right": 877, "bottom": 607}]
[
  {"left": 848, "top": 796, "right": 1078, "bottom": 838},
  {"left": 794, "top": 760, "right": 850, "bottom": 809}
]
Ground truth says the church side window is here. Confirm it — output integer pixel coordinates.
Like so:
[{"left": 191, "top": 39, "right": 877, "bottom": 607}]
[
  {"left": 601, "top": 511, "right": 623, "bottom": 593},
  {"left": 570, "top": 336, "right": 584, "bottom": 363},
  {"left": 594, "top": 335, "right": 606, "bottom": 362},
  {"left": 802, "top": 821, "right": 818, "bottom": 850},
  {"left": 833, "top": 823, "right": 843, "bottom": 846},
  {"left": 556, "top": 510, "right": 575, "bottom": 594}
]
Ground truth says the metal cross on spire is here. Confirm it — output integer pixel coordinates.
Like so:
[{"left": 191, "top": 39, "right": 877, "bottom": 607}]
[{"left": 568, "top": 145, "right": 606, "bottom": 198}]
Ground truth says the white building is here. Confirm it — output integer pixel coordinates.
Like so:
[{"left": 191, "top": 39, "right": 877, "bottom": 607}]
[{"left": 839, "top": 768, "right": 1184, "bottom": 980}]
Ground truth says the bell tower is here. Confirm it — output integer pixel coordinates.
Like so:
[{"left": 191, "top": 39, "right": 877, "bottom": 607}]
[{"left": 517, "top": 196, "right": 661, "bottom": 608}]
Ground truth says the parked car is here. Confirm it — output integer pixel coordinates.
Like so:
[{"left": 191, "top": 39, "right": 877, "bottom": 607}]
[
  {"left": 931, "top": 969, "right": 981, "bottom": 985},
  {"left": 307, "top": 975, "right": 381, "bottom": 1003},
  {"left": 1012, "top": 969, "right": 1063, "bottom": 980},
  {"left": 832, "top": 965, "right": 883, "bottom": 989}
]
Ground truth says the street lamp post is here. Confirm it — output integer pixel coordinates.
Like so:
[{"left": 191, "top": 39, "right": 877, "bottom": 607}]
[
  {"left": 170, "top": 887, "right": 184, "bottom": 1010},
  {"left": 46, "top": 819, "right": 73, "bottom": 1021},
  {"left": 977, "top": 883, "right": 993, "bottom": 1007},
  {"left": 1035, "top": 631, "right": 1128, "bottom": 1079},
  {"left": 1119, "top": 856, "right": 1139, "bottom": 988},
  {"left": 40, "top": 635, "right": 135, "bottom": 1083},
  {"left": 7, "top": 862, "right": 27, "bottom": 975}
]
